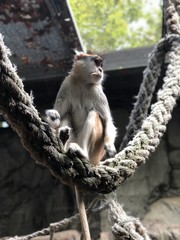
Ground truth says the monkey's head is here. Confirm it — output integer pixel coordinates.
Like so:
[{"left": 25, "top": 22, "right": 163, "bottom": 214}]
[{"left": 72, "top": 51, "right": 103, "bottom": 85}]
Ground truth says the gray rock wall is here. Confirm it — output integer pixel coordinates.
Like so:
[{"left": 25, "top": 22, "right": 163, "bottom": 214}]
[
  {"left": 114, "top": 105, "right": 180, "bottom": 210},
  {"left": 0, "top": 128, "right": 76, "bottom": 237},
  {"left": 101, "top": 106, "right": 180, "bottom": 234},
  {"left": 167, "top": 107, "right": 180, "bottom": 190}
]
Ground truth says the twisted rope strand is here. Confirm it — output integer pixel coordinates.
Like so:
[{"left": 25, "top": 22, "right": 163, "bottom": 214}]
[
  {"left": 109, "top": 200, "right": 151, "bottom": 240},
  {"left": 7, "top": 199, "right": 110, "bottom": 240},
  {"left": 7, "top": 199, "right": 151, "bottom": 240},
  {"left": 7, "top": 214, "right": 80, "bottom": 240},
  {"left": 166, "top": 0, "right": 180, "bottom": 34},
  {"left": 174, "top": 0, "right": 180, "bottom": 15},
  {"left": 0, "top": 35, "right": 24, "bottom": 90}
]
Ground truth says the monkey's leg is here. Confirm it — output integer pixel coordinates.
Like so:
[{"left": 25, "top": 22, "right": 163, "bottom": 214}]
[
  {"left": 76, "top": 111, "right": 100, "bottom": 158},
  {"left": 67, "top": 144, "right": 91, "bottom": 239},
  {"left": 75, "top": 186, "right": 91, "bottom": 240},
  {"left": 72, "top": 111, "right": 104, "bottom": 239}
]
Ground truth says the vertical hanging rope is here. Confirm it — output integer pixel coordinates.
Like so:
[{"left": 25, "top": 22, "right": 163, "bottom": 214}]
[
  {"left": 120, "top": 40, "right": 165, "bottom": 150},
  {"left": 120, "top": 0, "right": 180, "bottom": 151},
  {"left": 166, "top": 0, "right": 180, "bottom": 34},
  {"left": 174, "top": 0, "right": 180, "bottom": 15}
]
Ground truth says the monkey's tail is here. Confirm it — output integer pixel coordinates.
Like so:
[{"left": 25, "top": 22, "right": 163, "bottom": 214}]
[{"left": 75, "top": 186, "right": 91, "bottom": 240}]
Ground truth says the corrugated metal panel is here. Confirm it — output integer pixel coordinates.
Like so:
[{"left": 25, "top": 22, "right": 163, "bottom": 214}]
[
  {"left": 103, "top": 46, "right": 154, "bottom": 72},
  {"left": 0, "top": 0, "right": 84, "bottom": 81}
]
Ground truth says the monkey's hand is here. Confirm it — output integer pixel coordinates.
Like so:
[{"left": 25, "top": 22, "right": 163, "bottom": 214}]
[
  {"left": 59, "top": 127, "right": 71, "bottom": 145},
  {"left": 67, "top": 143, "right": 88, "bottom": 160},
  {"left": 45, "top": 109, "right": 60, "bottom": 129},
  {"left": 105, "top": 143, "right": 117, "bottom": 158},
  {"left": 67, "top": 143, "right": 89, "bottom": 177}
]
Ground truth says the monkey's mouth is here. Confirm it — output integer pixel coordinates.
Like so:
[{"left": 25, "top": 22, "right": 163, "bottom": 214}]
[{"left": 91, "top": 72, "right": 102, "bottom": 78}]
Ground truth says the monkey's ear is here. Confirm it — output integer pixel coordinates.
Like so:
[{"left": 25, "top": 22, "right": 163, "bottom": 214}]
[{"left": 74, "top": 50, "right": 86, "bottom": 61}]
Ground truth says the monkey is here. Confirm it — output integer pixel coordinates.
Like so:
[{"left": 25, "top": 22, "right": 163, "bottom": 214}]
[
  {"left": 53, "top": 51, "right": 117, "bottom": 164},
  {"left": 46, "top": 51, "right": 117, "bottom": 240}
]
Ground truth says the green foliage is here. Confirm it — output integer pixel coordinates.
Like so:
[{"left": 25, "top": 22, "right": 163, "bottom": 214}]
[{"left": 69, "top": 0, "right": 162, "bottom": 52}]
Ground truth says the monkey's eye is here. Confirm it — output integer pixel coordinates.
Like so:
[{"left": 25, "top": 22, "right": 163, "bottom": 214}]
[{"left": 93, "top": 57, "right": 103, "bottom": 67}]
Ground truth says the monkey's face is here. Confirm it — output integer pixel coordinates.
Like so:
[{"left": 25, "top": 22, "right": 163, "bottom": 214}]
[
  {"left": 73, "top": 52, "right": 104, "bottom": 85},
  {"left": 89, "top": 55, "right": 103, "bottom": 84}
]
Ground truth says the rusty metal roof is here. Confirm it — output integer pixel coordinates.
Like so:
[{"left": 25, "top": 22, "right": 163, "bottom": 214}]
[
  {"left": 0, "top": 0, "right": 84, "bottom": 81},
  {"left": 0, "top": 0, "right": 158, "bottom": 110}
]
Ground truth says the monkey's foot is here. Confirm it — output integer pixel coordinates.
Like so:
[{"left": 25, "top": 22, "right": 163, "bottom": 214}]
[
  {"left": 67, "top": 143, "right": 89, "bottom": 177},
  {"left": 45, "top": 109, "right": 60, "bottom": 129},
  {"left": 105, "top": 143, "right": 117, "bottom": 158},
  {"left": 59, "top": 127, "right": 71, "bottom": 145},
  {"left": 68, "top": 143, "right": 88, "bottom": 159}
]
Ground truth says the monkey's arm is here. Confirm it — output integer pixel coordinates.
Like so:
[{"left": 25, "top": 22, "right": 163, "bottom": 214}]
[
  {"left": 54, "top": 82, "right": 72, "bottom": 128},
  {"left": 53, "top": 82, "right": 73, "bottom": 145}
]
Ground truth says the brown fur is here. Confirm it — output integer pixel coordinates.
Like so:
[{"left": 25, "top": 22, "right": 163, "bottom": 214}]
[
  {"left": 104, "top": 135, "right": 111, "bottom": 146},
  {"left": 89, "top": 112, "right": 105, "bottom": 165}
]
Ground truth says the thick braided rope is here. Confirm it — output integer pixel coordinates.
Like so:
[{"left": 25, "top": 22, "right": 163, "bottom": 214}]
[
  {"left": 120, "top": 0, "right": 180, "bottom": 150},
  {"left": 0, "top": 34, "right": 180, "bottom": 194},
  {"left": 174, "top": 0, "right": 180, "bottom": 15},
  {"left": 0, "top": 36, "right": 25, "bottom": 91},
  {"left": 120, "top": 38, "right": 165, "bottom": 150},
  {"left": 166, "top": 0, "right": 180, "bottom": 34},
  {"left": 105, "top": 35, "right": 180, "bottom": 168},
  {"left": 109, "top": 200, "right": 150, "bottom": 240}
]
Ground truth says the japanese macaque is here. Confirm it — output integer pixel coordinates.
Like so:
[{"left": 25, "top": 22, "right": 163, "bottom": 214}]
[{"left": 46, "top": 51, "right": 117, "bottom": 240}]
